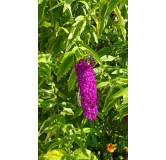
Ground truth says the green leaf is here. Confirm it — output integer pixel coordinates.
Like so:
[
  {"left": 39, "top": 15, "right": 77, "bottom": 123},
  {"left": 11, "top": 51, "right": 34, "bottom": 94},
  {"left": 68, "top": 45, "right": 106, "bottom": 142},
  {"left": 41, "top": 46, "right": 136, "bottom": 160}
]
[
  {"left": 78, "top": 1, "right": 89, "bottom": 10},
  {"left": 38, "top": 99, "right": 56, "bottom": 110},
  {"left": 39, "top": 149, "right": 67, "bottom": 160},
  {"left": 72, "top": 148, "right": 98, "bottom": 160},
  {"left": 83, "top": 128, "right": 95, "bottom": 134},
  {"left": 104, "top": 87, "right": 117, "bottom": 109},
  {"left": 49, "top": 2, "right": 64, "bottom": 11},
  {"left": 38, "top": 89, "right": 54, "bottom": 99},
  {"left": 40, "top": 21, "right": 52, "bottom": 28},
  {"left": 81, "top": 118, "right": 88, "bottom": 128},
  {"left": 74, "top": 137, "right": 85, "bottom": 148},
  {"left": 68, "top": 16, "right": 85, "bottom": 39},
  {"left": 38, "top": 0, "right": 44, "bottom": 5},
  {"left": 68, "top": 67, "right": 76, "bottom": 91},
  {"left": 97, "top": 47, "right": 110, "bottom": 56},
  {"left": 75, "top": 15, "right": 85, "bottom": 24},
  {"left": 98, "top": 0, "right": 107, "bottom": 37},
  {"left": 100, "top": 55, "right": 115, "bottom": 62},
  {"left": 57, "top": 51, "right": 74, "bottom": 81},
  {"left": 63, "top": 0, "right": 73, "bottom": 16},
  {"left": 48, "top": 139, "right": 63, "bottom": 151},
  {"left": 38, "top": 116, "right": 57, "bottom": 137},
  {"left": 79, "top": 20, "right": 86, "bottom": 35},
  {"left": 114, "top": 6, "right": 126, "bottom": 40},
  {"left": 38, "top": 63, "right": 51, "bottom": 79},
  {"left": 52, "top": 35, "right": 64, "bottom": 56},
  {"left": 58, "top": 91, "right": 68, "bottom": 100},
  {"left": 38, "top": 54, "right": 52, "bottom": 63},
  {"left": 111, "top": 87, "right": 128, "bottom": 99},
  {"left": 97, "top": 81, "right": 109, "bottom": 88},
  {"left": 60, "top": 27, "right": 69, "bottom": 34},
  {"left": 106, "top": 0, "right": 121, "bottom": 16},
  {"left": 38, "top": 0, "right": 46, "bottom": 25},
  {"left": 74, "top": 107, "right": 83, "bottom": 118},
  {"left": 79, "top": 44, "right": 103, "bottom": 66},
  {"left": 92, "top": 32, "right": 98, "bottom": 44},
  {"left": 60, "top": 107, "right": 74, "bottom": 116},
  {"left": 98, "top": 112, "right": 104, "bottom": 121},
  {"left": 61, "top": 102, "right": 76, "bottom": 109}
]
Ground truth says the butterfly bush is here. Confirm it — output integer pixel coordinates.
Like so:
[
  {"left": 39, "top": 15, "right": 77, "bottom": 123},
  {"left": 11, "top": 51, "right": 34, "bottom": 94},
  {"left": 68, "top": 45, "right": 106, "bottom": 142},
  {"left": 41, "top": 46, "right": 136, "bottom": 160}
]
[{"left": 75, "top": 59, "right": 98, "bottom": 120}]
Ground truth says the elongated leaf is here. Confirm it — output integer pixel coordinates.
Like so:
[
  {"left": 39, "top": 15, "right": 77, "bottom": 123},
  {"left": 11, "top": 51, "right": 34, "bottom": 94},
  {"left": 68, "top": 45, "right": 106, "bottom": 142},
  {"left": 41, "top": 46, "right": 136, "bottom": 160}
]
[
  {"left": 78, "top": 1, "right": 89, "bottom": 10},
  {"left": 60, "top": 27, "right": 69, "bottom": 33},
  {"left": 73, "top": 148, "right": 98, "bottom": 160},
  {"left": 38, "top": 116, "right": 57, "bottom": 137},
  {"left": 39, "top": 99, "right": 55, "bottom": 110},
  {"left": 100, "top": 55, "right": 115, "bottom": 62},
  {"left": 79, "top": 44, "right": 103, "bottom": 66},
  {"left": 75, "top": 15, "right": 85, "bottom": 24},
  {"left": 39, "top": 149, "right": 67, "bottom": 160},
  {"left": 60, "top": 107, "right": 74, "bottom": 116},
  {"left": 104, "top": 87, "right": 114, "bottom": 109},
  {"left": 98, "top": 0, "right": 107, "bottom": 37},
  {"left": 79, "top": 20, "right": 86, "bottom": 35},
  {"left": 74, "top": 107, "right": 83, "bottom": 118},
  {"left": 68, "top": 16, "right": 85, "bottom": 39},
  {"left": 83, "top": 128, "right": 95, "bottom": 133},
  {"left": 114, "top": 6, "right": 126, "bottom": 40},
  {"left": 106, "top": 0, "right": 121, "bottom": 16},
  {"left": 49, "top": 2, "right": 64, "bottom": 11},
  {"left": 97, "top": 47, "right": 110, "bottom": 56},
  {"left": 38, "top": 1, "right": 46, "bottom": 25},
  {"left": 38, "top": 0, "right": 44, "bottom": 5},
  {"left": 58, "top": 91, "right": 68, "bottom": 100},
  {"left": 92, "top": 32, "right": 98, "bottom": 44},
  {"left": 52, "top": 35, "right": 64, "bottom": 56},
  {"left": 38, "top": 63, "right": 51, "bottom": 79},
  {"left": 97, "top": 81, "right": 109, "bottom": 88},
  {"left": 57, "top": 52, "right": 74, "bottom": 81},
  {"left": 111, "top": 87, "right": 128, "bottom": 99},
  {"left": 98, "top": 0, "right": 121, "bottom": 37},
  {"left": 74, "top": 137, "right": 85, "bottom": 148},
  {"left": 68, "top": 67, "right": 76, "bottom": 91},
  {"left": 98, "top": 112, "right": 104, "bottom": 121},
  {"left": 38, "top": 54, "right": 52, "bottom": 63},
  {"left": 63, "top": 0, "right": 73, "bottom": 16},
  {"left": 61, "top": 102, "right": 76, "bottom": 109},
  {"left": 38, "top": 89, "right": 54, "bottom": 99},
  {"left": 48, "top": 139, "right": 63, "bottom": 151},
  {"left": 40, "top": 21, "right": 52, "bottom": 28}
]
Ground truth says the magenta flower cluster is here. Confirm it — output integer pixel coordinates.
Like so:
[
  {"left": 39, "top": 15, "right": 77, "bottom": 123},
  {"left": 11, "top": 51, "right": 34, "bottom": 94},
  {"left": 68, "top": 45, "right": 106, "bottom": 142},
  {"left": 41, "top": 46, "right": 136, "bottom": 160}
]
[{"left": 75, "top": 59, "right": 98, "bottom": 120}]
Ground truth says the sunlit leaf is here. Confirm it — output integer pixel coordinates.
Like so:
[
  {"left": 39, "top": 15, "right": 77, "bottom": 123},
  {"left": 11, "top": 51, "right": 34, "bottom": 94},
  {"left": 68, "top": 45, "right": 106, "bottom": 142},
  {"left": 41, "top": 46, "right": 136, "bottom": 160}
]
[
  {"left": 72, "top": 148, "right": 98, "bottom": 160},
  {"left": 60, "top": 107, "right": 74, "bottom": 116},
  {"left": 100, "top": 55, "right": 115, "bottom": 62},
  {"left": 40, "top": 21, "right": 52, "bottom": 28},
  {"left": 114, "top": 6, "right": 126, "bottom": 40},
  {"left": 97, "top": 81, "right": 109, "bottom": 88},
  {"left": 111, "top": 87, "right": 128, "bottom": 99},
  {"left": 39, "top": 149, "right": 67, "bottom": 160}
]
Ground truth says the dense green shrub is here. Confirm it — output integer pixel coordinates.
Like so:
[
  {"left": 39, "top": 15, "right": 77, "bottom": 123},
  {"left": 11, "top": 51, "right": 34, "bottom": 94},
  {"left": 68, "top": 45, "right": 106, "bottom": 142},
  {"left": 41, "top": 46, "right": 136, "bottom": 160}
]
[{"left": 38, "top": 0, "right": 128, "bottom": 159}]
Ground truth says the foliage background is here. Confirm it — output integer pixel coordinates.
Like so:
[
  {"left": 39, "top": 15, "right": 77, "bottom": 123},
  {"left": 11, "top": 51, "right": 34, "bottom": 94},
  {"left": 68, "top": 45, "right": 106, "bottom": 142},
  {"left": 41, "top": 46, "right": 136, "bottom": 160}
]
[{"left": 38, "top": 0, "right": 128, "bottom": 159}]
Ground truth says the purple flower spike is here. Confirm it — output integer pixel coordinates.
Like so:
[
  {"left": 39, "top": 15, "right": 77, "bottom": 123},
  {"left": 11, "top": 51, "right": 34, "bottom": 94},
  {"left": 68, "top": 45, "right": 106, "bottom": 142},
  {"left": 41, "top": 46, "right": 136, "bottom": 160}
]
[{"left": 75, "top": 59, "right": 98, "bottom": 120}]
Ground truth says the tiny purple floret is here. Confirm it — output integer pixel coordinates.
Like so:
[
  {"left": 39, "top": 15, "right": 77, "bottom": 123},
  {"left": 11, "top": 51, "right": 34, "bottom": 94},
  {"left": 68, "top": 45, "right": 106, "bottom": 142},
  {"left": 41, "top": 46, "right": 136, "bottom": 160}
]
[{"left": 75, "top": 59, "right": 98, "bottom": 120}]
